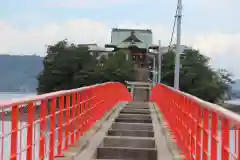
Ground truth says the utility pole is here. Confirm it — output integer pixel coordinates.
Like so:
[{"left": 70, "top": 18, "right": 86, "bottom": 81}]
[
  {"left": 158, "top": 40, "right": 162, "bottom": 83},
  {"left": 153, "top": 55, "right": 156, "bottom": 83},
  {"left": 174, "top": 0, "right": 182, "bottom": 90}
]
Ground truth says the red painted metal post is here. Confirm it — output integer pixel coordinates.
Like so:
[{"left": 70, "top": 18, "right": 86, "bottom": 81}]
[
  {"left": 190, "top": 101, "right": 196, "bottom": 159},
  {"left": 234, "top": 129, "right": 237, "bottom": 156},
  {"left": 49, "top": 98, "right": 57, "bottom": 160},
  {"left": 74, "top": 92, "right": 79, "bottom": 141},
  {"left": 80, "top": 91, "right": 84, "bottom": 134},
  {"left": 85, "top": 90, "right": 90, "bottom": 131},
  {"left": 1, "top": 109, "right": 5, "bottom": 160},
  {"left": 26, "top": 103, "right": 35, "bottom": 160},
  {"left": 91, "top": 88, "right": 96, "bottom": 128},
  {"left": 150, "top": 83, "right": 240, "bottom": 160},
  {"left": 39, "top": 100, "right": 47, "bottom": 160},
  {"left": 196, "top": 107, "right": 202, "bottom": 160},
  {"left": 238, "top": 126, "right": 240, "bottom": 160},
  {"left": 87, "top": 89, "right": 91, "bottom": 127},
  {"left": 185, "top": 98, "right": 192, "bottom": 159},
  {"left": 211, "top": 112, "right": 218, "bottom": 160},
  {"left": 82, "top": 91, "right": 87, "bottom": 134},
  {"left": 88, "top": 89, "right": 94, "bottom": 128},
  {"left": 71, "top": 93, "right": 76, "bottom": 145},
  {"left": 10, "top": 105, "right": 18, "bottom": 160},
  {"left": 76, "top": 92, "right": 81, "bottom": 140},
  {"left": 97, "top": 88, "right": 103, "bottom": 120},
  {"left": 1, "top": 82, "right": 132, "bottom": 160},
  {"left": 94, "top": 88, "right": 101, "bottom": 121},
  {"left": 221, "top": 118, "right": 230, "bottom": 160},
  {"left": 202, "top": 108, "right": 209, "bottom": 160},
  {"left": 56, "top": 96, "right": 64, "bottom": 157},
  {"left": 65, "top": 95, "right": 70, "bottom": 150}
]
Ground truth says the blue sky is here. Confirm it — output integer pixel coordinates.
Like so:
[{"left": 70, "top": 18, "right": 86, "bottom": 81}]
[{"left": 1, "top": 0, "right": 240, "bottom": 77}]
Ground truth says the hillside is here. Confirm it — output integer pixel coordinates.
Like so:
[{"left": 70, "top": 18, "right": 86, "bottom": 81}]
[
  {"left": 0, "top": 55, "right": 43, "bottom": 92},
  {"left": 231, "top": 79, "right": 240, "bottom": 91},
  {"left": 230, "top": 79, "right": 240, "bottom": 99}
]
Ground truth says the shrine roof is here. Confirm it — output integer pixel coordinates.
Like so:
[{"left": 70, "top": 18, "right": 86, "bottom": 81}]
[
  {"left": 112, "top": 28, "right": 152, "bottom": 33},
  {"left": 109, "top": 28, "right": 153, "bottom": 49}
]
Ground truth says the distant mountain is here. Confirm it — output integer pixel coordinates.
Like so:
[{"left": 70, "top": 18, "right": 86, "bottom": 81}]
[
  {"left": 230, "top": 79, "right": 240, "bottom": 99},
  {"left": 0, "top": 55, "right": 43, "bottom": 92},
  {"left": 231, "top": 79, "right": 240, "bottom": 91}
]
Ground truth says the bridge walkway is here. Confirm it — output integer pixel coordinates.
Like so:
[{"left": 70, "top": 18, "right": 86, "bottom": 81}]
[
  {"left": 2, "top": 81, "right": 240, "bottom": 160},
  {"left": 57, "top": 102, "right": 181, "bottom": 160}
]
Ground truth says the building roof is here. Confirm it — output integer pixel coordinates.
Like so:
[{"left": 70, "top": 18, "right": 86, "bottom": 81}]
[
  {"left": 107, "top": 28, "right": 153, "bottom": 49},
  {"left": 122, "top": 31, "right": 143, "bottom": 43},
  {"left": 112, "top": 28, "right": 152, "bottom": 33}
]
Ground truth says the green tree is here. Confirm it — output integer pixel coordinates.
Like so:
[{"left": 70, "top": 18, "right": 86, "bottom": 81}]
[
  {"left": 37, "top": 40, "right": 135, "bottom": 94},
  {"left": 101, "top": 49, "right": 135, "bottom": 83},
  {"left": 161, "top": 48, "right": 233, "bottom": 103}
]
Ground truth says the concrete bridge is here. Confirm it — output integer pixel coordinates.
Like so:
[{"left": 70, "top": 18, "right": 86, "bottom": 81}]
[{"left": 0, "top": 82, "right": 239, "bottom": 160}]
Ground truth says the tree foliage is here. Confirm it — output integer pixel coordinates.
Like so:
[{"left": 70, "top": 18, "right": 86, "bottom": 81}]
[
  {"left": 161, "top": 48, "right": 234, "bottom": 103},
  {"left": 37, "top": 40, "right": 135, "bottom": 94},
  {"left": 38, "top": 40, "right": 233, "bottom": 103}
]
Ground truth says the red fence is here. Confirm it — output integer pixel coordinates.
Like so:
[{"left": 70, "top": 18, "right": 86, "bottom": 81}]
[
  {"left": 151, "top": 84, "right": 240, "bottom": 160},
  {"left": 0, "top": 82, "right": 132, "bottom": 160}
]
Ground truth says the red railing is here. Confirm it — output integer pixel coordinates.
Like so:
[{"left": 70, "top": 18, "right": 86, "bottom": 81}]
[
  {"left": 0, "top": 82, "right": 132, "bottom": 160},
  {"left": 151, "top": 84, "right": 240, "bottom": 160}
]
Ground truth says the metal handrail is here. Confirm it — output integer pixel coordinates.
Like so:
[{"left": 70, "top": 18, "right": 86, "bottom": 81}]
[
  {"left": 161, "top": 83, "right": 240, "bottom": 124},
  {"left": 0, "top": 82, "right": 132, "bottom": 160},
  {"left": 0, "top": 82, "right": 115, "bottom": 108}
]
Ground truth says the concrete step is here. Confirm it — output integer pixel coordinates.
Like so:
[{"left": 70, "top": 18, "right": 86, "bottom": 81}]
[
  {"left": 121, "top": 108, "right": 150, "bottom": 114},
  {"left": 126, "top": 102, "right": 149, "bottom": 106},
  {"left": 108, "top": 129, "right": 154, "bottom": 137},
  {"left": 122, "top": 107, "right": 149, "bottom": 111},
  {"left": 115, "top": 117, "right": 152, "bottom": 123},
  {"left": 124, "top": 106, "right": 150, "bottom": 110},
  {"left": 94, "top": 159, "right": 126, "bottom": 160},
  {"left": 120, "top": 110, "right": 150, "bottom": 115},
  {"left": 118, "top": 114, "right": 151, "bottom": 120},
  {"left": 72, "top": 102, "right": 175, "bottom": 160},
  {"left": 96, "top": 147, "right": 157, "bottom": 160},
  {"left": 111, "top": 122, "right": 153, "bottom": 131},
  {"left": 100, "top": 136, "right": 156, "bottom": 149},
  {"left": 122, "top": 107, "right": 150, "bottom": 110}
]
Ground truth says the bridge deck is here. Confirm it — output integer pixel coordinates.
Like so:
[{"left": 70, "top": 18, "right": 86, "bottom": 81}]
[{"left": 57, "top": 102, "right": 182, "bottom": 160}]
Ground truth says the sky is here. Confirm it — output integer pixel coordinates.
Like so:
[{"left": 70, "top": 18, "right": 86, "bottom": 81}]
[{"left": 1, "top": 0, "right": 240, "bottom": 78}]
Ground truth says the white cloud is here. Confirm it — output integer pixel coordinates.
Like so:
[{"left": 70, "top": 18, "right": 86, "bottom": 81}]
[
  {"left": 43, "top": 0, "right": 134, "bottom": 8},
  {"left": 0, "top": 20, "right": 174, "bottom": 55},
  {"left": 188, "top": 0, "right": 238, "bottom": 9},
  {"left": 191, "top": 33, "right": 240, "bottom": 56},
  {"left": 191, "top": 32, "right": 240, "bottom": 78},
  {"left": 0, "top": 19, "right": 239, "bottom": 77},
  {"left": 0, "top": 19, "right": 111, "bottom": 55}
]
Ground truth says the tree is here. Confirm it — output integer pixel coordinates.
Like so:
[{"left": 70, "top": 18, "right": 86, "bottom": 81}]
[
  {"left": 37, "top": 40, "right": 135, "bottom": 94},
  {"left": 101, "top": 49, "right": 135, "bottom": 83},
  {"left": 161, "top": 48, "right": 234, "bottom": 103}
]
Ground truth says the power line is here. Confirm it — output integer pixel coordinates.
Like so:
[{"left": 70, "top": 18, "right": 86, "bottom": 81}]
[{"left": 168, "top": 6, "right": 178, "bottom": 52}]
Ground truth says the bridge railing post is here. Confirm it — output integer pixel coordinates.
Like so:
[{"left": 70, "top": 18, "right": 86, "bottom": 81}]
[
  {"left": 39, "top": 99, "right": 47, "bottom": 160},
  {"left": 0, "top": 82, "right": 132, "bottom": 160},
  {"left": 151, "top": 83, "right": 240, "bottom": 160},
  {"left": 10, "top": 105, "right": 18, "bottom": 160}
]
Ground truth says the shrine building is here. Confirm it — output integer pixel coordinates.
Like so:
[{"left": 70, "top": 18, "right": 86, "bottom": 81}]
[{"left": 105, "top": 28, "right": 158, "bottom": 68}]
